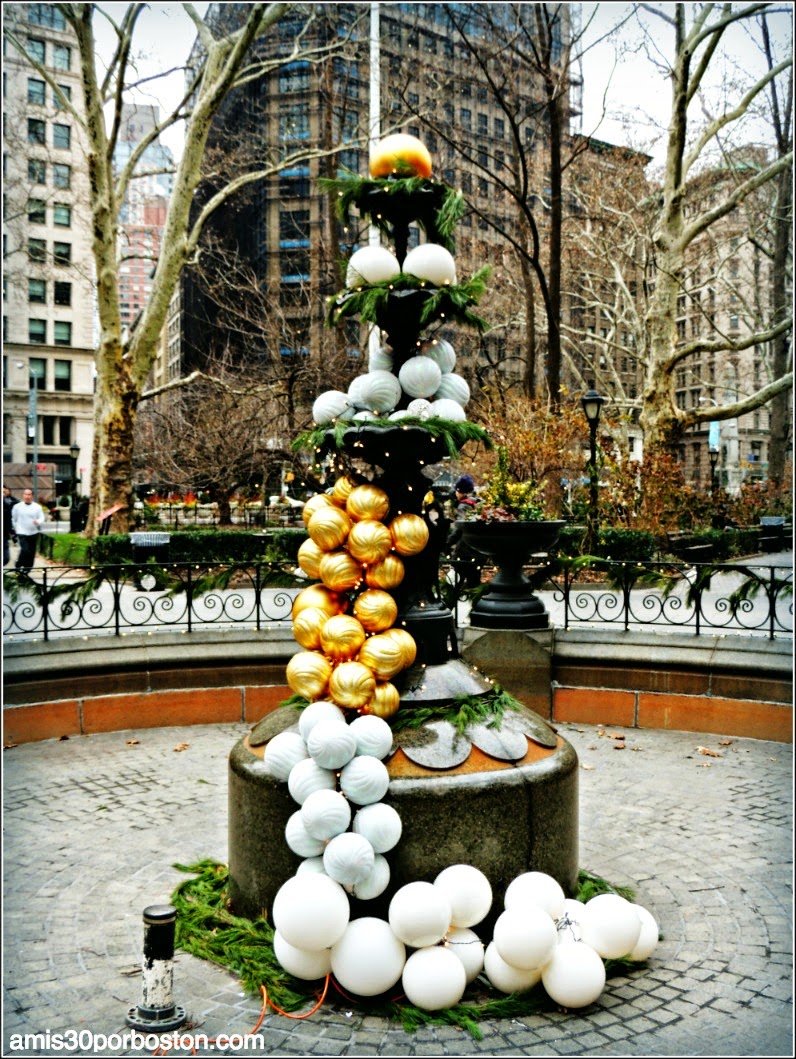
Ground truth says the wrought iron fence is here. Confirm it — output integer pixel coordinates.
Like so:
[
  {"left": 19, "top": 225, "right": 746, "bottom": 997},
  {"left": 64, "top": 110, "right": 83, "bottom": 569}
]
[{"left": 3, "top": 557, "right": 792, "bottom": 641}]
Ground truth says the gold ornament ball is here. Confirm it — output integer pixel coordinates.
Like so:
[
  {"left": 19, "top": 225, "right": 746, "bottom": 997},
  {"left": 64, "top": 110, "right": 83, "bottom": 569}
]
[
  {"left": 383, "top": 627, "right": 418, "bottom": 668},
  {"left": 319, "top": 550, "right": 363, "bottom": 592},
  {"left": 302, "top": 492, "right": 335, "bottom": 525},
  {"left": 291, "top": 584, "right": 345, "bottom": 621},
  {"left": 320, "top": 614, "right": 367, "bottom": 662},
  {"left": 366, "top": 681, "right": 401, "bottom": 719},
  {"left": 308, "top": 505, "right": 352, "bottom": 552},
  {"left": 389, "top": 513, "right": 430, "bottom": 556},
  {"left": 297, "top": 538, "right": 325, "bottom": 579},
  {"left": 346, "top": 519, "right": 393, "bottom": 565},
  {"left": 331, "top": 475, "right": 358, "bottom": 507},
  {"left": 346, "top": 484, "right": 390, "bottom": 523},
  {"left": 286, "top": 651, "right": 333, "bottom": 700},
  {"left": 292, "top": 605, "right": 328, "bottom": 650},
  {"left": 329, "top": 661, "right": 377, "bottom": 709},
  {"left": 365, "top": 553, "right": 405, "bottom": 590},
  {"left": 358, "top": 633, "right": 406, "bottom": 681},
  {"left": 353, "top": 589, "right": 398, "bottom": 633}
]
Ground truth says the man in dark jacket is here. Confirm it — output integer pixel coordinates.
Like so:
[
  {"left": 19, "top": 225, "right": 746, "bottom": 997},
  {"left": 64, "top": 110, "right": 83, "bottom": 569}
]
[{"left": 446, "top": 475, "right": 482, "bottom": 587}]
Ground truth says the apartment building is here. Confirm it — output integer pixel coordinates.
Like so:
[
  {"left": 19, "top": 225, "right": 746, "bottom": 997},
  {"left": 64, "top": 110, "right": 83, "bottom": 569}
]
[{"left": 3, "top": 2, "right": 95, "bottom": 498}]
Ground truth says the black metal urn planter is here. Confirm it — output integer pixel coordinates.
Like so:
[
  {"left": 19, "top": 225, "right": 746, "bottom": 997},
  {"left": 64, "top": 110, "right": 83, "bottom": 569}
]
[{"left": 461, "top": 520, "right": 565, "bottom": 630}]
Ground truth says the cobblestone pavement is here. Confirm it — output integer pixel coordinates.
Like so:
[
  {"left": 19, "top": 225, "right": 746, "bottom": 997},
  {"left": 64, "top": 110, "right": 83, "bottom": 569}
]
[{"left": 2, "top": 722, "right": 792, "bottom": 1057}]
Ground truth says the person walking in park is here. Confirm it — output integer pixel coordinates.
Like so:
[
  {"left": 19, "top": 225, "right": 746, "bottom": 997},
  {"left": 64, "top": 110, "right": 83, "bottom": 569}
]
[
  {"left": 446, "top": 474, "right": 482, "bottom": 588},
  {"left": 11, "top": 488, "right": 45, "bottom": 573},
  {"left": 3, "top": 485, "right": 19, "bottom": 566}
]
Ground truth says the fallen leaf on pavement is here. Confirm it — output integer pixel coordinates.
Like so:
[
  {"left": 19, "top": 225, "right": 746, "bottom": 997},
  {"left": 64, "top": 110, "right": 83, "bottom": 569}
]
[
  {"left": 173, "top": 743, "right": 190, "bottom": 752},
  {"left": 580, "top": 763, "right": 595, "bottom": 770},
  {"left": 126, "top": 739, "right": 140, "bottom": 746},
  {"left": 718, "top": 739, "right": 733, "bottom": 746},
  {"left": 613, "top": 743, "right": 625, "bottom": 750},
  {"left": 608, "top": 732, "right": 626, "bottom": 740},
  {"left": 697, "top": 762, "right": 712, "bottom": 767},
  {"left": 696, "top": 746, "right": 721, "bottom": 757}
]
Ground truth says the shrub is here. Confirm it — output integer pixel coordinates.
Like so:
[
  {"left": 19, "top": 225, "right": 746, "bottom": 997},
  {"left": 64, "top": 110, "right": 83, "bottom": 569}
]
[{"left": 90, "top": 529, "right": 307, "bottom": 565}]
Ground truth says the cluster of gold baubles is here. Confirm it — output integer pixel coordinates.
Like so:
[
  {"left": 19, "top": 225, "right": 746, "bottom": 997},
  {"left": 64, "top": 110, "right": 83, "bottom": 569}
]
[{"left": 287, "top": 479, "right": 428, "bottom": 718}]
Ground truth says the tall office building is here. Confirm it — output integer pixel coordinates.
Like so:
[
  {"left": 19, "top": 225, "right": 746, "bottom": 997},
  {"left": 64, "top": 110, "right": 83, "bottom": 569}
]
[{"left": 2, "top": 2, "right": 96, "bottom": 498}]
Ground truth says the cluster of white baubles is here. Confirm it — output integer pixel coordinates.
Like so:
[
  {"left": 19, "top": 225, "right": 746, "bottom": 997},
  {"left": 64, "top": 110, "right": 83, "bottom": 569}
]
[{"left": 313, "top": 243, "right": 470, "bottom": 426}]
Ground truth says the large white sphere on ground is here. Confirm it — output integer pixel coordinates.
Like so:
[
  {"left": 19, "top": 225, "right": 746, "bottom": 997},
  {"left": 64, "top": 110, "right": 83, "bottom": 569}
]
[
  {"left": 346, "top": 246, "right": 400, "bottom": 288},
  {"left": 300, "top": 788, "right": 352, "bottom": 841},
  {"left": 428, "top": 398, "right": 467, "bottom": 422},
  {"left": 357, "top": 370, "right": 402, "bottom": 414},
  {"left": 420, "top": 337, "right": 456, "bottom": 374},
  {"left": 443, "top": 928, "right": 485, "bottom": 983},
  {"left": 298, "top": 700, "right": 347, "bottom": 742},
  {"left": 628, "top": 904, "right": 659, "bottom": 961},
  {"left": 284, "top": 811, "right": 326, "bottom": 858},
  {"left": 330, "top": 917, "right": 406, "bottom": 996},
  {"left": 313, "top": 390, "right": 354, "bottom": 426},
  {"left": 348, "top": 853, "right": 391, "bottom": 901},
  {"left": 433, "top": 865, "right": 493, "bottom": 929},
  {"left": 339, "top": 755, "right": 390, "bottom": 805},
  {"left": 389, "top": 882, "right": 452, "bottom": 948},
  {"left": 273, "top": 930, "right": 332, "bottom": 981},
  {"left": 541, "top": 942, "right": 606, "bottom": 1008},
  {"left": 306, "top": 718, "right": 358, "bottom": 770},
  {"left": 352, "top": 802, "right": 402, "bottom": 853},
  {"left": 483, "top": 942, "right": 543, "bottom": 994},
  {"left": 323, "top": 831, "right": 375, "bottom": 887},
  {"left": 402, "top": 947, "right": 467, "bottom": 1011},
  {"left": 262, "top": 730, "right": 308, "bottom": 781},
  {"left": 433, "top": 373, "right": 470, "bottom": 407},
  {"left": 272, "top": 874, "right": 350, "bottom": 950},
  {"left": 504, "top": 871, "right": 566, "bottom": 920},
  {"left": 287, "top": 757, "right": 337, "bottom": 806},
  {"left": 493, "top": 907, "right": 557, "bottom": 971},
  {"left": 581, "top": 894, "right": 642, "bottom": 960},
  {"left": 402, "top": 243, "right": 457, "bottom": 287},
  {"left": 398, "top": 356, "right": 442, "bottom": 399},
  {"left": 555, "top": 899, "right": 586, "bottom": 945}
]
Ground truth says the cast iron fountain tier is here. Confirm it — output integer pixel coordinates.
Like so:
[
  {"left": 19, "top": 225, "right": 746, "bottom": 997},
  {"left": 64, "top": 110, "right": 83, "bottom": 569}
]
[{"left": 228, "top": 164, "right": 578, "bottom": 923}]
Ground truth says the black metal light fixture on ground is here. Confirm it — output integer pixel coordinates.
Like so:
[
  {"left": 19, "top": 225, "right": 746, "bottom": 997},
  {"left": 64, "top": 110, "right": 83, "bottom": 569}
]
[{"left": 580, "top": 388, "right": 605, "bottom": 553}]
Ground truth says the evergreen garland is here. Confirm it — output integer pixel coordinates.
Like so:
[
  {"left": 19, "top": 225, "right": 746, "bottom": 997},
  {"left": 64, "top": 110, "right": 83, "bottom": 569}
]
[{"left": 292, "top": 417, "right": 492, "bottom": 461}]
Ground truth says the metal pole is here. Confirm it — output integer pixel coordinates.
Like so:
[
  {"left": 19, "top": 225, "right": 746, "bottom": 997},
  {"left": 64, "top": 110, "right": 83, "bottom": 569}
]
[
  {"left": 588, "top": 420, "right": 598, "bottom": 551},
  {"left": 126, "top": 904, "right": 186, "bottom": 1032}
]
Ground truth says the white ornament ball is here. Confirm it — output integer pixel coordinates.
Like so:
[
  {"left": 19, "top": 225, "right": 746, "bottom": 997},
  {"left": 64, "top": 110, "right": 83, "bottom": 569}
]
[
  {"left": 368, "top": 345, "right": 394, "bottom": 372},
  {"left": 402, "top": 946, "right": 467, "bottom": 1012},
  {"left": 420, "top": 337, "right": 456, "bottom": 374},
  {"left": 388, "top": 881, "right": 452, "bottom": 948},
  {"left": 352, "top": 802, "right": 403, "bottom": 853},
  {"left": 339, "top": 754, "right": 390, "bottom": 805},
  {"left": 298, "top": 700, "right": 347, "bottom": 742},
  {"left": 433, "top": 372, "right": 470, "bottom": 407},
  {"left": 504, "top": 871, "right": 566, "bottom": 920},
  {"left": 406, "top": 398, "right": 432, "bottom": 419},
  {"left": 306, "top": 718, "right": 358, "bottom": 770},
  {"left": 541, "top": 942, "right": 606, "bottom": 1009},
  {"left": 434, "top": 864, "right": 493, "bottom": 929},
  {"left": 295, "top": 856, "right": 327, "bottom": 876},
  {"left": 349, "top": 714, "right": 394, "bottom": 759},
  {"left": 388, "top": 410, "right": 410, "bottom": 420},
  {"left": 555, "top": 899, "right": 586, "bottom": 945},
  {"left": 323, "top": 831, "right": 375, "bottom": 887},
  {"left": 354, "top": 409, "right": 377, "bottom": 421},
  {"left": 346, "top": 246, "right": 400, "bottom": 288},
  {"left": 428, "top": 398, "right": 467, "bottom": 422},
  {"left": 330, "top": 917, "right": 406, "bottom": 997},
  {"left": 313, "top": 390, "right": 354, "bottom": 426},
  {"left": 287, "top": 757, "right": 337, "bottom": 806},
  {"left": 349, "top": 853, "right": 391, "bottom": 901},
  {"left": 398, "top": 356, "right": 442, "bottom": 399},
  {"left": 443, "top": 928, "right": 485, "bottom": 983},
  {"left": 347, "top": 375, "right": 368, "bottom": 409},
  {"left": 285, "top": 811, "right": 326, "bottom": 858},
  {"left": 582, "top": 893, "right": 642, "bottom": 960},
  {"left": 272, "top": 873, "right": 350, "bottom": 950},
  {"left": 357, "top": 369, "right": 402, "bottom": 414},
  {"left": 300, "top": 788, "right": 352, "bottom": 841},
  {"left": 402, "top": 243, "right": 457, "bottom": 287},
  {"left": 262, "top": 730, "right": 309, "bottom": 782},
  {"left": 273, "top": 930, "right": 332, "bottom": 981},
  {"left": 483, "top": 941, "right": 543, "bottom": 994},
  {"left": 493, "top": 907, "right": 557, "bottom": 971},
  {"left": 628, "top": 904, "right": 659, "bottom": 961}
]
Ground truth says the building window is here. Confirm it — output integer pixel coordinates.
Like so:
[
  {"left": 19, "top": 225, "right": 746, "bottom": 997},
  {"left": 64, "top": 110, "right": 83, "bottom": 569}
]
[
  {"left": 54, "top": 281, "right": 71, "bottom": 306},
  {"left": 53, "top": 321, "right": 72, "bottom": 346},
  {"left": 54, "top": 359, "right": 71, "bottom": 390},
  {"left": 278, "top": 61, "right": 311, "bottom": 92},
  {"left": 279, "top": 104, "right": 309, "bottom": 142},
  {"left": 53, "top": 203, "right": 71, "bottom": 227},
  {"left": 53, "top": 123, "right": 71, "bottom": 149},
  {"left": 53, "top": 162, "right": 71, "bottom": 189},
  {"left": 29, "top": 4, "right": 66, "bottom": 29},
  {"left": 460, "top": 107, "right": 472, "bottom": 130},
  {"left": 28, "top": 158, "right": 46, "bottom": 184},
  {"left": 54, "top": 83, "right": 71, "bottom": 109},
  {"left": 29, "top": 357, "right": 46, "bottom": 390},
  {"left": 495, "top": 117, "right": 505, "bottom": 139},
  {"left": 53, "top": 241, "right": 71, "bottom": 266},
  {"left": 26, "top": 38, "right": 46, "bottom": 64},
  {"left": 279, "top": 209, "right": 310, "bottom": 241},
  {"left": 27, "top": 77, "right": 46, "bottom": 105},
  {"left": 28, "top": 278, "right": 46, "bottom": 303},
  {"left": 53, "top": 44, "right": 71, "bottom": 71},
  {"left": 27, "top": 118, "right": 46, "bottom": 145},
  {"left": 28, "top": 238, "right": 46, "bottom": 262},
  {"left": 29, "top": 319, "right": 47, "bottom": 344},
  {"left": 27, "top": 198, "right": 46, "bottom": 224}
]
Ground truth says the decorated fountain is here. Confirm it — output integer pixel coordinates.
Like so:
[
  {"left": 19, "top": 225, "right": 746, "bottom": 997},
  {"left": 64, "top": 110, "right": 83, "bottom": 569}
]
[{"left": 228, "top": 135, "right": 657, "bottom": 1011}]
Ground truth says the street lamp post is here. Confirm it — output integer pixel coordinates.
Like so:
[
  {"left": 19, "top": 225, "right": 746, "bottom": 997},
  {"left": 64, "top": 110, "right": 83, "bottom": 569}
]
[
  {"left": 708, "top": 447, "right": 719, "bottom": 494},
  {"left": 69, "top": 443, "right": 81, "bottom": 531},
  {"left": 581, "top": 388, "right": 605, "bottom": 554}
]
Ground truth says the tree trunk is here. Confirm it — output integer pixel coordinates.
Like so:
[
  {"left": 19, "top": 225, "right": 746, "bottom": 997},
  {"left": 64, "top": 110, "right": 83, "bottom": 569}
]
[{"left": 766, "top": 165, "right": 792, "bottom": 486}]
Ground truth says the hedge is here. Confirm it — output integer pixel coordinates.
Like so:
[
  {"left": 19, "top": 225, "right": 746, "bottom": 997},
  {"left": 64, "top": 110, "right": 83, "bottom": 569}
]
[{"left": 90, "top": 529, "right": 308, "bottom": 565}]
